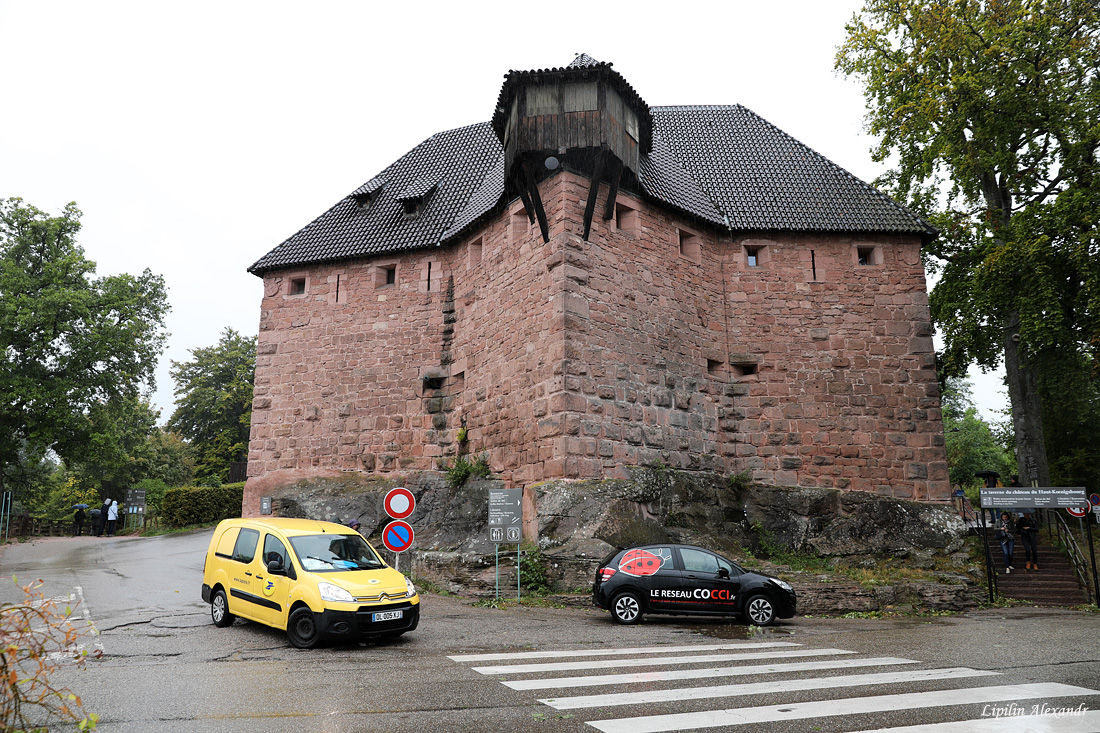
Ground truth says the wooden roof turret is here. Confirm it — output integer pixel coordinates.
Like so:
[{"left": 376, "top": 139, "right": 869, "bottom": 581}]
[{"left": 492, "top": 54, "right": 653, "bottom": 242}]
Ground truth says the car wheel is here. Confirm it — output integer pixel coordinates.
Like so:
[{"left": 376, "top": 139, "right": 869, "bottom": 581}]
[
  {"left": 611, "top": 591, "right": 643, "bottom": 625},
  {"left": 744, "top": 594, "right": 776, "bottom": 626},
  {"left": 287, "top": 607, "right": 321, "bottom": 649},
  {"left": 210, "top": 589, "right": 235, "bottom": 628}
]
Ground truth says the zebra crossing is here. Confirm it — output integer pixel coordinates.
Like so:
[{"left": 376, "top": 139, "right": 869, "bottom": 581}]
[{"left": 448, "top": 640, "right": 1100, "bottom": 732}]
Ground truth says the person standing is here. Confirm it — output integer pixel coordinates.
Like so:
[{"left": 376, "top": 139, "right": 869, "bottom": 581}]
[
  {"left": 74, "top": 507, "right": 86, "bottom": 536},
  {"left": 998, "top": 511, "right": 1016, "bottom": 573},
  {"left": 97, "top": 497, "right": 111, "bottom": 536},
  {"left": 1018, "top": 510, "right": 1040, "bottom": 571},
  {"left": 106, "top": 500, "right": 119, "bottom": 537}
]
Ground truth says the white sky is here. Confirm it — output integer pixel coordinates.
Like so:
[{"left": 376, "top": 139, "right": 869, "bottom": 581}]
[{"left": 0, "top": 0, "right": 1008, "bottom": 424}]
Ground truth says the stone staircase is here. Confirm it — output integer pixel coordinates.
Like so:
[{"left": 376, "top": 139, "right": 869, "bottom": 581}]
[{"left": 984, "top": 530, "right": 1088, "bottom": 606}]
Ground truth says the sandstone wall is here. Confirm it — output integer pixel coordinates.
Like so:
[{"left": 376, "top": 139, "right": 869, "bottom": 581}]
[{"left": 245, "top": 169, "right": 948, "bottom": 514}]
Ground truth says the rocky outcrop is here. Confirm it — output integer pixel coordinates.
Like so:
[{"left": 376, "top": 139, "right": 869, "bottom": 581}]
[{"left": 258, "top": 467, "right": 979, "bottom": 612}]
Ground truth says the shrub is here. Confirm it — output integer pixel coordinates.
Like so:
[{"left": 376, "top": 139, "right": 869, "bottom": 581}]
[
  {"left": 1, "top": 577, "right": 100, "bottom": 731},
  {"left": 442, "top": 453, "right": 491, "bottom": 488},
  {"left": 161, "top": 483, "right": 244, "bottom": 526},
  {"left": 519, "top": 542, "right": 554, "bottom": 595}
]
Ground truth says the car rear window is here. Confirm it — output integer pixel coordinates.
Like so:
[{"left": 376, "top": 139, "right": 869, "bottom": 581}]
[{"left": 232, "top": 528, "right": 260, "bottom": 563}]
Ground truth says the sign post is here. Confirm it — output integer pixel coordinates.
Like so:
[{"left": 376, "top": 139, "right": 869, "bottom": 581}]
[
  {"left": 382, "top": 487, "right": 416, "bottom": 572},
  {"left": 488, "top": 489, "right": 523, "bottom": 601},
  {"left": 981, "top": 487, "right": 1098, "bottom": 604}
]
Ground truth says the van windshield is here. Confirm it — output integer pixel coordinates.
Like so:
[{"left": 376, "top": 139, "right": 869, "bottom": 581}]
[{"left": 288, "top": 534, "right": 385, "bottom": 573}]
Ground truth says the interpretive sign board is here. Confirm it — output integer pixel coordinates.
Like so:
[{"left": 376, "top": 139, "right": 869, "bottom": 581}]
[
  {"left": 488, "top": 489, "right": 522, "bottom": 543},
  {"left": 980, "top": 487, "right": 1086, "bottom": 509}
]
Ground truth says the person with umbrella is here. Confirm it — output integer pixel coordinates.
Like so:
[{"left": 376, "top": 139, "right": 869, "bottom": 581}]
[{"left": 73, "top": 504, "right": 88, "bottom": 536}]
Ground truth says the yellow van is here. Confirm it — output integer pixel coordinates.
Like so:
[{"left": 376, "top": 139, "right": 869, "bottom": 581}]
[{"left": 201, "top": 517, "right": 420, "bottom": 648}]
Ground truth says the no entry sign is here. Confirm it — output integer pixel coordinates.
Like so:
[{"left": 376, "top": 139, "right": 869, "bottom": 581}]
[
  {"left": 1067, "top": 505, "right": 1090, "bottom": 518},
  {"left": 384, "top": 487, "right": 415, "bottom": 519},
  {"left": 382, "top": 520, "right": 414, "bottom": 553}
]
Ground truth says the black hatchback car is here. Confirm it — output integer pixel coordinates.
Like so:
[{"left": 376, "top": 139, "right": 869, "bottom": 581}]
[{"left": 592, "top": 544, "right": 796, "bottom": 626}]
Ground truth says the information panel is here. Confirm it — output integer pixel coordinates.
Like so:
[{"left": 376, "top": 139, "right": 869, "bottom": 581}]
[
  {"left": 488, "top": 488, "right": 522, "bottom": 543},
  {"left": 980, "top": 487, "right": 1087, "bottom": 509}
]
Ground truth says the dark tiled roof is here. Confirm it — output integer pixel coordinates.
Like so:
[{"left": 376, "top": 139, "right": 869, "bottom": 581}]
[
  {"left": 249, "top": 105, "right": 934, "bottom": 275},
  {"left": 566, "top": 52, "right": 601, "bottom": 69},
  {"left": 651, "top": 105, "right": 933, "bottom": 235}
]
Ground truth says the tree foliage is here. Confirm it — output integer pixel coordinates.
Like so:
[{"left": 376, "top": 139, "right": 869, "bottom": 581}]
[
  {"left": 167, "top": 328, "right": 256, "bottom": 481},
  {"left": 0, "top": 198, "right": 169, "bottom": 498},
  {"left": 941, "top": 378, "right": 1015, "bottom": 488},
  {"left": 837, "top": 0, "right": 1100, "bottom": 486}
]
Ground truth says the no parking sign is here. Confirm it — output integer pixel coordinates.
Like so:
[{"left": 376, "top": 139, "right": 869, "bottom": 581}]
[{"left": 382, "top": 520, "right": 414, "bottom": 553}]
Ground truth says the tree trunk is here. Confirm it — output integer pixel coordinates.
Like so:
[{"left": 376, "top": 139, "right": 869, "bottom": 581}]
[{"left": 1003, "top": 312, "right": 1050, "bottom": 487}]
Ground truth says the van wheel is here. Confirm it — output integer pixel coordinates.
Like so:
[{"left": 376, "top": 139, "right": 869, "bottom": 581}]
[
  {"left": 211, "top": 589, "right": 235, "bottom": 628},
  {"left": 744, "top": 594, "right": 776, "bottom": 626},
  {"left": 611, "top": 591, "right": 643, "bottom": 624},
  {"left": 287, "top": 607, "right": 320, "bottom": 649}
]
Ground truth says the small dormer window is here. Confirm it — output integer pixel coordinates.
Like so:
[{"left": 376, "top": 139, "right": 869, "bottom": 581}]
[
  {"left": 351, "top": 177, "right": 386, "bottom": 209},
  {"left": 396, "top": 177, "right": 438, "bottom": 219}
]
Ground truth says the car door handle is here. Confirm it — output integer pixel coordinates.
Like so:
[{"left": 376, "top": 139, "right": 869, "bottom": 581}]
[
  {"left": 245, "top": 571, "right": 253, "bottom": 576},
  {"left": 256, "top": 575, "right": 264, "bottom": 580}
]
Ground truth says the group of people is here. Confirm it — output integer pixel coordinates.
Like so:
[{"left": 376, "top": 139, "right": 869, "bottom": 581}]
[
  {"left": 996, "top": 509, "right": 1040, "bottom": 574},
  {"left": 73, "top": 498, "right": 120, "bottom": 537}
]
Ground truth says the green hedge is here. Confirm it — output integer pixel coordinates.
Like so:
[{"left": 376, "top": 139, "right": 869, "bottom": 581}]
[{"left": 162, "top": 483, "right": 245, "bottom": 527}]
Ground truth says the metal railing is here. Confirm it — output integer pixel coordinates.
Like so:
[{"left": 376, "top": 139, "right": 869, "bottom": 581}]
[{"left": 1045, "top": 510, "right": 1095, "bottom": 605}]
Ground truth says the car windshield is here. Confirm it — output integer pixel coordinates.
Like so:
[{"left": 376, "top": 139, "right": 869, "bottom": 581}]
[{"left": 288, "top": 533, "right": 385, "bottom": 573}]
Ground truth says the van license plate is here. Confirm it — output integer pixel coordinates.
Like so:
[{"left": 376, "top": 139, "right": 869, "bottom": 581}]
[{"left": 373, "top": 610, "right": 403, "bottom": 622}]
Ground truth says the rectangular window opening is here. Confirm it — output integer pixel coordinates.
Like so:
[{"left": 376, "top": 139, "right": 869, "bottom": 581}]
[
  {"left": 745, "top": 246, "right": 762, "bottom": 268},
  {"left": 385, "top": 266, "right": 396, "bottom": 286},
  {"left": 731, "top": 363, "right": 759, "bottom": 379},
  {"left": 857, "top": 246, "right": 877, "bottom": 266},
  {"left": 811, "top": 250, "right": 817, "bottom": 281},
  {"left": 427, "top": 261, "right": 432, "bottom": 291},
  {"left": 422, "top": 377, "right": 444, "bottom": 392},
  {"left": 679, "top": 229, "right": 701, "bottom": 262},
  {"left": 468, "top": 237, "right": 483, "bottom": 267},
  {"left": 707, "top": 359, "right": 723, "bottom": 376},
  {"left": 289, "top": 277, "right": 306, "bottom": 296},
  {"left": 616, "top": 204, "right": 639, "bottom": 236}
]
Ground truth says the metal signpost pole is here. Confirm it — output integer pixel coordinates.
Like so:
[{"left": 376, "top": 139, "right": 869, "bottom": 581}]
[
  {"left": 1087, "top": 517, "right": 1100, "bottom": 606},
  {"left": 495, "top": 544, "right": 500, "bottom": 600},
  {"left": 517, "top": 547, "right": 521, "bottom": 603}
]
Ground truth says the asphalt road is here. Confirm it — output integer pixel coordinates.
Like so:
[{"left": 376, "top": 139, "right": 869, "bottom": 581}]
[{"left": 2, "top": 531, "right": 1099, "bottom": 732}]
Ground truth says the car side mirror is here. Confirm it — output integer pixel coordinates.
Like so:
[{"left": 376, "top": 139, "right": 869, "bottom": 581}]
[{"left": 717, "top": 567, "right": 730, "bottom": 579}]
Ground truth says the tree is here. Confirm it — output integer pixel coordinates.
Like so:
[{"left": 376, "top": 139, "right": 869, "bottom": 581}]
[
  {"left": 167, "top": 328, "right": 256, "bottom": 482},
  {"left": 837, "top": 0, "right": 1100, "bottom": 487},
  {"left": 941, "top": 378, "right": 1015, "bottom": 489},
  {"left": 0, "top": 198, "right": 169, "bottom": 499}
]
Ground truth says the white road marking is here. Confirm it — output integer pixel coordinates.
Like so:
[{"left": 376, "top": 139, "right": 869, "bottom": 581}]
[
  {"left": 505, "top": 656, "right": 918, "bottom": 690},
  {"left": 541, "top": 667, "right": 999, "bottom": 709},
  {"left": 851, "top": 710, "right": 1100, "bottom": 732},
  {"left": 448, "top": 641, "right": 797, "bottom": 663},
  {"left": 472, "top": 647, "right": 854, "bottom": 675},
  {"left": 585, "top": 683, "right": 1100, "bottom": 733}
]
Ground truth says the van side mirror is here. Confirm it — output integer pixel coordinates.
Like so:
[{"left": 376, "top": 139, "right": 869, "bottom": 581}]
[{"left": 267, "top": 559, "right": 286, "bottom": 575}]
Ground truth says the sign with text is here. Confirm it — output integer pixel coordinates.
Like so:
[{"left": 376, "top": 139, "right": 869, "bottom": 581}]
[
  {"left": 980, "top": 487, "right": 1087, "bottom": 509},
  {"left": 488, "top": 489, "right": 522, "bottom": 544}
]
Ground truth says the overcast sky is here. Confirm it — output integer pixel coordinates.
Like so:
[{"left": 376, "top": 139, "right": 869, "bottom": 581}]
[{"left": 0, "top": 0, "right": 1008, "bottom": 423}]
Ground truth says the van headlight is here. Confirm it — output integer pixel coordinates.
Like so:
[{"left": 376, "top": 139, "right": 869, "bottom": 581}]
[
  {"left": 405, "top": 578, "right": 417, "bottom": 598},
  {"left": 318, "top": 582, "right": 355, "bottom": 603},
  {"left": 771, "top": 579, "right": 793, "bottom": 592}
]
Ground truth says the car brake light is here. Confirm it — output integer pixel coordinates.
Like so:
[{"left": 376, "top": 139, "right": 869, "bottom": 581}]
[{"left": 598, "top": 568, "right": 616, "bottom": 582}]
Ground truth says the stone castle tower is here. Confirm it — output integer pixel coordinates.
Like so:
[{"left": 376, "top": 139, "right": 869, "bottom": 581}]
[{"left": 242, "top": 55, "right": 949, "bottom": 515}]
